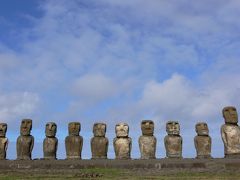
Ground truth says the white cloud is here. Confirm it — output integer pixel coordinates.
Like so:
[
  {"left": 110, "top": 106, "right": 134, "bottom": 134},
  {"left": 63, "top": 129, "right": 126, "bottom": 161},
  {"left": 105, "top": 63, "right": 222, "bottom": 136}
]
[
  {"left": 0, "top": 92, "right": 40, "bottom": 123},
  {"left": 71, "top": 73, "right": 117, "bottom": 102},
  {"left": 0, "top": 0, "right": 240, "bottom": 158}
]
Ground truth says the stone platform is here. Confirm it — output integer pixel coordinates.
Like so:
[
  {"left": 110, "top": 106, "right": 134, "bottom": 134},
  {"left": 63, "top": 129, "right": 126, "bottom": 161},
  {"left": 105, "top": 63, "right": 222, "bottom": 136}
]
[{"left": 0, "top": 159, "right": 240, "bottom": 173}]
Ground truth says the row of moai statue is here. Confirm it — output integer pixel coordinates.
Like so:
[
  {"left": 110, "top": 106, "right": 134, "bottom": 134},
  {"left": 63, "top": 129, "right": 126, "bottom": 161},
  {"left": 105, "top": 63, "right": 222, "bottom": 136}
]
[{"left": 0, "top": 106, "right": 239, "bottom": 160}]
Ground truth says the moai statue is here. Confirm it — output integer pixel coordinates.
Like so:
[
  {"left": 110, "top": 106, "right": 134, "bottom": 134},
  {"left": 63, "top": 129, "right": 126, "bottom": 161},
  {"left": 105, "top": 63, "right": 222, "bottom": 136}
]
[
  {"left": 91, "top": 123, "right": 108, "bottom": 159},
  {"left": 0, "top": 123, "right": 8, "bottom": 160},
  {"left": 164, "top": 121, "right": 182, "bottom": 158},
  {"left": 43, "top": 122, "right": 58, "bottom": 160},
  {"left": 65, "top": 122, "right": 83, "bottom": 159},
  {"left": 221, "top": 106, "right": 240, "bottom": 158},
  {"left": 194, "top": 122, "right": 212, "bottom": 159},
  {"left": 138, "top": 120, "right": 156, "bottom": 159},
  {"left": 113, "top": 123, "right": 132, "bottom": 159},
  {"left": 16, "top": 119, "right": 34, "bottom": 160}
]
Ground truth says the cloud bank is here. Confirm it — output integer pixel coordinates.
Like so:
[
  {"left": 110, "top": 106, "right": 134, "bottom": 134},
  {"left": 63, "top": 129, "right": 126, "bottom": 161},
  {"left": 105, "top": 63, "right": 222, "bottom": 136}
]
[{"left": 0, "top": 0, "right": 239, "bottom": 159}]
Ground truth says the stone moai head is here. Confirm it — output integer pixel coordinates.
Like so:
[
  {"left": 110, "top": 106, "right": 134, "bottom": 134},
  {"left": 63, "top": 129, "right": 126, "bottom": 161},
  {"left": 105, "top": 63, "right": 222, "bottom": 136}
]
[
  {"left": 115, "top": 123, "right": 129, "bottom": 138},
  {"left": 45, "top": 122, "right": 57, "bottom": 137},
  {"left": 195, "top": 122, "right": 209, "bottom": 136},
  {"left": 166, "top": 121, "right": 180, "bottom": 135},
  {"left": 93, "top": 123, "right": 106, "bottom": 137},
  {"left": 68, "top": 122, "right": 81, "bottom": 136},
  {"left": 223, "top": 106, "right": 238, "bottom": 124},
  {"left": 20, "top": 119, "right": 32, "bottom": 136},
  {"left": 0, "top": 123, "right": 7, "bottom": 137},
  {"left": 141, "top": 120, "right": 154, "bottom": 136}
]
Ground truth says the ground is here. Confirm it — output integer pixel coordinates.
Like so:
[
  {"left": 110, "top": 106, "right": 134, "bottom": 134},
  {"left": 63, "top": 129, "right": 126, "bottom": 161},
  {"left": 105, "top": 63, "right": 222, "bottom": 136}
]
[{"left": 0, "top": 168, "right": 240, "bottom": 179}]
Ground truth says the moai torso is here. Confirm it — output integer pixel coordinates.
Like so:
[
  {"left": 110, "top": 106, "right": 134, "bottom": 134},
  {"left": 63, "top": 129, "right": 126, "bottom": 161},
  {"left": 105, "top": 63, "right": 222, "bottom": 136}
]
[
  {"left": 91, "top": 123, "right": 108, "bottom": 159},
  {"left": 221, "top": 106, "right": 240, "bottom": 157},
  {"left": 0, "top": 123, "right": 8, "bottom": 160},
  {"left": 114, "top": 123, "right": 132, "bottom": 159},
  {"left": 194, "top": 122, "right": 211, "bottom": 158},
  {"left": 139, "top": 120, "right": 156, "bottom": 159},
  {"left": 65, "top": 122, "right": 83, "bottom": 159},
  {"left": 164, "top": 121, "right": 182, "bottom": 158},
  {"left": 43, "top": 122, "right": 58, "bottom": 159},
  {"left": 17, "top": 119, "right": 34, "bottom": 160}
]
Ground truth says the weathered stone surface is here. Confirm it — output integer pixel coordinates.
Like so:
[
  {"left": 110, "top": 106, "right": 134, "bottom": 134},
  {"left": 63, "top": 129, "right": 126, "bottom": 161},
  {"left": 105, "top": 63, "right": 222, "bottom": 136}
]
[
  {"left": 113, "top": 123, "right": 132, "bottom": 159},
  {"left": 65, "top": 122, "right": 83, "bottom": 159},
  {"left": 221, "top": 106, "right": 240, "bottom": 158},
  {"left": 91, "top": 123, "right": 108, "bottom": 159},
  {"left": 0, "top": 123, "right": 8, "bottom": 160},
  {"left": 164, "top": 121, "right": 182, "bottom": 158},
  {"left": 194, "top": 122, "right": 212, "bottom": 159},
  {"left": 43, "top": 122, "right": 58, "bottom": 160},
  {"left": 139, "top": 120, "right": 156, "bottom": 159},
  {"left": 16, "top": 119, "right": 34, "bottom": 160},
  {"left": 2, "top": 159, "right": 240, "bottom": 174}
]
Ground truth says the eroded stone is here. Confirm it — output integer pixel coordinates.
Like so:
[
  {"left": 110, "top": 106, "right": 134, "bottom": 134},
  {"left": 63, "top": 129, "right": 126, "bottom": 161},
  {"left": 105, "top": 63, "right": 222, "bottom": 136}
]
[
  {"left": 164, "top": 121, "right": 182, "bottom": 158},
  {"left": 65, "top": 122, "right": 83, "bottom": 159},
  {"left": 221, "top": 106, "right": 240, "bottom": 158},
  {"left": 139, "top": 120, "right": 156, "bottom": 159},
  {"left": 0, "top": 123, "right": 8, "bottom": 160},
  {"left": 43, "top": 122, "right": 58, "bottom": 160},
  {"left": 91, "top": 123, "right": 108, "bottom": 159},
  {"left": 114, "top": 123, "right": 132, "bottom": 159},
  {"left": 194, "top": 122, "right": 212, "bottom": 159},
  {"left": 17, "top": 119, "right": 34, "bottom": 160}
]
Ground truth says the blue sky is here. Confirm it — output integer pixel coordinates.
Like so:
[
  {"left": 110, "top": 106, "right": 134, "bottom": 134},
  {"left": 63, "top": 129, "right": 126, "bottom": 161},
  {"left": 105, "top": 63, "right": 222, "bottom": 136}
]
[{"left": 0, "top": 0, "right": 240, "bottom": 159}]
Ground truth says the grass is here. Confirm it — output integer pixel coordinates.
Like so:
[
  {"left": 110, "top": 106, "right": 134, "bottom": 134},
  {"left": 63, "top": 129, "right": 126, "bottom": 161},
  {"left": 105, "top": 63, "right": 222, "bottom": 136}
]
[{"left": 0, "top": 168, "right": 240, "bottom": 179}]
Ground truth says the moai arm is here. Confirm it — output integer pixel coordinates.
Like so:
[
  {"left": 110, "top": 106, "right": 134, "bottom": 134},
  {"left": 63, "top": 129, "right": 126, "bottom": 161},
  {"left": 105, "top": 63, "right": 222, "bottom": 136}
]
[
  {"left": 90, "top": 137, "right": 94, "bottom": 154},
  {"left": 80, "top": 136, "right": 83, "bottom": 152},
  {"left": 105, "top": 137, "right": 109, "bottom": 155},
  {"left": 209, "top": 136, "right": 212, "bottom": 151},
  {"left": 16, "top": 136, "right": 21, "bottom": 158},
  {"left": 221, "top": 125, "right": 227, "bottom": 147},
  {"left": 5, "top": 138, "right": 8, "bottom": 154},
  {"left": 154, "top": 136, "right": 157, "bottom": 155},
  {"left": 56, "top": 138, "right": 58, "bottom": 154},
  {"left": 113, "top": 137, "right": 117, "bottom": 155},
  {"left": 180, "top": 136, "right": 183, "bottom": 151},
  {"left": 138, "top": 137, "right": 141, "bottom": 153},
  {"left": 30, "top": 136, "right": 34, "bottom": 153},
  {"left": 164, "top": 136, "right": 169, "bottom": 157},
  {"left": 164, "top": 136, "right": 167, "bottom": 152},
  {"left": 65, "top": 137, "right": 68, "bottom": 154},
  {"left": 129, "top": 137, "right": 132, "bottom": 153},
  {"left": 194, "top": 136, "right": 197, "bottom": 151}
]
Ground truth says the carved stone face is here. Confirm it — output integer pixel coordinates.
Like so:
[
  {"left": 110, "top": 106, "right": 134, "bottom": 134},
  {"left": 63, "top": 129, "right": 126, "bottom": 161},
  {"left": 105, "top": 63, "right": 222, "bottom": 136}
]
[
  {"left": 141, "top": 120, "right": 154, "bottom": 136},
  {"left": 20, "top": 119, "right": 32, "bottom": 136},
  {"left": 115, "top": 123, "right": 129, "bottom": 137},
  {"left": 68, "top": 122, "right": 80, "bottom": 136},
  {"left": 93, "top": 123, "right": 106, "bottom": 137},
  {"left": 195, "top": 122, "right": 209, "bottom": 136},
  {"left": 45, "top": 122, "right": 57, "bottom": 137},
  {"left": 166, "top": 121, "right": 180, "bottom": 135},
  {"left": 0, "top": 123, "right": 7, "bottom": 137},
  {"left": 223, "top": 106, "right": 238, "bottom": 124}
]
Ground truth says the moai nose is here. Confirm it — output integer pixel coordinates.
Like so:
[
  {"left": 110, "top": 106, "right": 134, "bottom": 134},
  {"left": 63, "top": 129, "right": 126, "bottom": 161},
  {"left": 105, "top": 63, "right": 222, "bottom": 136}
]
[{"left": 230, "top": 111, "right": 235, "bottom": 115}]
